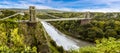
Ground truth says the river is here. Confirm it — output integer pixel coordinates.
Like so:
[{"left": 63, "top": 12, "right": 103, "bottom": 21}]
[{"left": 41, "top": 21, "right": 92, "bottom": 50}]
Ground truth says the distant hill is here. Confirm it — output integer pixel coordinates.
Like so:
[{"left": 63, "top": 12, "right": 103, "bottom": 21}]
[
  {"left": 37, "top": 9, "right": 64, "bottom": 13},
  {"left": 0, "top": 8, "right": 64, "bottom": 13}
]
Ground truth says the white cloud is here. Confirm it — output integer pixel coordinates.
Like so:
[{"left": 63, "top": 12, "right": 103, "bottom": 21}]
[
  {"left": 80, "top": 8, "right": 120, "bottom": 12},
  {"left": 95, "top": 0, "right": 120, "bottom": 3},
  {"left": 0, "top": 0, "right": 120, "bottom": 12},
  {"left": 55, "top": 8, "right": 120, "bottom": 12},
  {"left": 0, "top": 1, "right": 16, "bottom": 5},
  {"left": 25, "top": 0, "right": 52, "bottom": 3}
]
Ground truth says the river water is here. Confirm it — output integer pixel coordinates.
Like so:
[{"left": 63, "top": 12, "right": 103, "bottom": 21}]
[{"left": 41, "top": 21, "right": 92, "bottom": 50}]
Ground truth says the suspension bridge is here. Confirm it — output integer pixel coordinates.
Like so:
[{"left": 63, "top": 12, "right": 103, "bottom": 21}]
[
  {"left": 0, "top": 6, "right": 92, "bottom": 23},
  {"left": 1, "top": 6, "right": 115, "bottom": 52},
  {"left": 1, "top": 6, "right": 120, "bottom": 52}
]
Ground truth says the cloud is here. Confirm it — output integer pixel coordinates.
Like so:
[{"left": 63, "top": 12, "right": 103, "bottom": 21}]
[
  {"left": 0, "top": 0, "right": 120, "bottom": 12},
  {"left": 80, "top": 8, "right": 120, "bottom": 12}
]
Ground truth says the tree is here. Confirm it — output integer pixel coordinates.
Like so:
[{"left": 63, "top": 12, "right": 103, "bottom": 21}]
[
  {"left": 105, "top": 29, "right": 117, "bottom": 37},
  {"left": 72, "top": 37, "right": 120, "bottom": 53},
  {"left": 1, "top": 10, "right": 16, "bottom": 18}
]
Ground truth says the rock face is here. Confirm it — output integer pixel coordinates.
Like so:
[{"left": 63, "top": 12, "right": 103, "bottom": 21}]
[
  {"left": 18, "top": 6, "right": 50, "bottom": 53},
  {"left": 19, "top": 22, "right": 50, "bottom": 53}
]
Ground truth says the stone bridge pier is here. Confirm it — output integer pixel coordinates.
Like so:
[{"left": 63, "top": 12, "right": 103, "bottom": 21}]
[
  {"left": 19, "top": 6, "right": 50, "bottom": 53},
  {"left": 80, "top": 19, "right": 91, "bottom": 25},
  {"left": 80, "top": 11, "right": 91, "bottom": 25}
]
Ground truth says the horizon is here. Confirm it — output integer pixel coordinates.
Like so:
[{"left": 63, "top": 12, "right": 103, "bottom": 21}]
[{"left": 0, "top": 0, "right": 120, "bottom": 12}]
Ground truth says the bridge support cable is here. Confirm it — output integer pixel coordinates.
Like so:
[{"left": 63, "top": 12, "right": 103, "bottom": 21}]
[
  {"left": 0, "top": 12, "right": 24, "bottom": 20},
  {"left": 40, "top": 12, "right": 61, "bottom": 18},
  {"left": 39, "top": 12, "right": 86, "bottom": 19},
  {"left": 38, "top": 18, "right": 92, "bottom": 21}
]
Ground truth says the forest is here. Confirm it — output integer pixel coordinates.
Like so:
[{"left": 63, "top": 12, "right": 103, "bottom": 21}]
[
  {"left": 1, "top": 9, "right": 120, "bottom": 53},
  {"left": 50, "top": 18, "right": 120, "bottom": 42},
  {"left": 37, "top": 12, "right": 120, "bottom": 42},
  {"left": 0, "top": 10, "right": 66, "bottom": 53},
  {"left": 38, "top": 12, "right": 120, "bottom": 53}
]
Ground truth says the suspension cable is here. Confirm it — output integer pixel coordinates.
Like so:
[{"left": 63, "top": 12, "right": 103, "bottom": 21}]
[
  {"left": 0, "top": 12, "right": 24, "bottom": 20},
  {"left": 40, "top": 12, "right": 61, "bottom": 18}
]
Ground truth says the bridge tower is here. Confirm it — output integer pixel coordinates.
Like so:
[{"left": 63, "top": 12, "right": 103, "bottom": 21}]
[
  {"left": 25, "top": 6, "right": 50, "bottom": 53},
  {"left": 81, "top": 11, "right": 91, "bottom": 25},
  {"left": 86, "top": 11, "right": 90, "bottom": 18},
  {"left": 84, "top": 11, "right": 91, "bottom": 18},
  {"left": 29, "top": 6, "right": 36, "bottom": 22}
]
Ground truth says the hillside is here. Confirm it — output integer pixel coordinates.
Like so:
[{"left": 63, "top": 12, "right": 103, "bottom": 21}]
[{"left": 0, "top": 8, "right": 64, "bottom": 13}]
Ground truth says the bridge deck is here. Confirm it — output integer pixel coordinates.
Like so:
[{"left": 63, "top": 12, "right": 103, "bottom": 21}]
[{"left": 38, "top": 18, "right": 92, "bottom": 21}]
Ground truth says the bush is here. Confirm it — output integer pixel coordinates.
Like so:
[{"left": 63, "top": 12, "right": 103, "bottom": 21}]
[
  {"left": 72, "top": 37, "right": 120, "bottom": 53},
  {"left": 0, "top": 28, "right": 37, "bottom": 53}
]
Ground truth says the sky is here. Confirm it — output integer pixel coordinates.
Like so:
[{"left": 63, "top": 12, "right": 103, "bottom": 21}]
[{"left": 0, "top": 0, "right": 120, "bottom": 12}]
